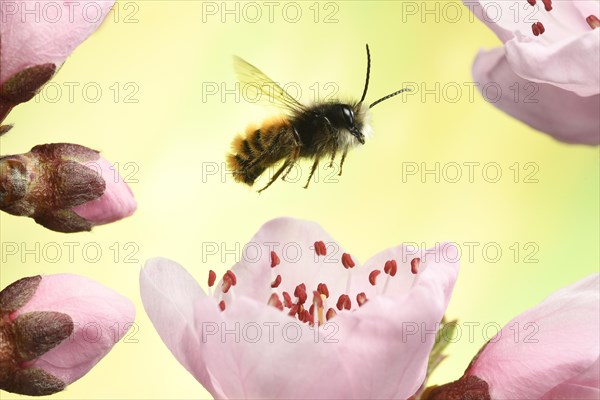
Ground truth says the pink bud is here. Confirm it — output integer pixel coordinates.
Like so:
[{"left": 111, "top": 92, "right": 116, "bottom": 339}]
[
  {"left": 0, "top": 274, "right": 135, "bottom": 396},
  {"left": 0, "top": 143, "right": 136, "bottom": 232},
  {"left": 0, "top": 1, "right": 116, "bottom": 121},
  {"left": 72, "top": 156, "right": 137, "bottom": 225}
]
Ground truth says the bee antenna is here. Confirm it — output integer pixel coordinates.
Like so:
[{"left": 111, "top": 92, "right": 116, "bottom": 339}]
[
  {"left": 369, "top": 88, "right": 412, "bottom": 109},
  {"left": 359, "top": 44, "right": 371, "bottom": 104}
]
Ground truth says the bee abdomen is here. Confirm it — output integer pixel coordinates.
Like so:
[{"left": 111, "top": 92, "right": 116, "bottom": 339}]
[{"left": 227, "top": 117, "right": 293, "bottom": 186}]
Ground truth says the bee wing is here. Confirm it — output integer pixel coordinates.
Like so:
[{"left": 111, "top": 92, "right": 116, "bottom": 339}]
[{"left": 234, "top": 56, "right": 307, "bottom": 114}]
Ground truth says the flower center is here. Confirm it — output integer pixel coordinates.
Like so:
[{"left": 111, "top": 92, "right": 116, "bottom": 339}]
[
  {"left": 208, "top": 243, "right": 422, "bottom": 326},
  {"left": 526, "top": 0, "right": 600, "bottom": 35}
]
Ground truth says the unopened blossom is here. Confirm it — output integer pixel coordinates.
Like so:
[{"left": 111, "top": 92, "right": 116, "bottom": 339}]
[
  {"left": 0, "top": 274, "right": 135, "bottom": 396},
  {"left": 423, "top": 273, "right": 599, "bottom": 400},
  {"left": 140, "top": 217, "right": 460, "bottom": 399},
  {"left": 0, "top": 143, "right": 136, "bottom": 233},
  {"left": 0, "top": 0, "right": 115, "bottom": 123},
  {"left": 464, "top": 0, "right": 600, "bottom": 144}
]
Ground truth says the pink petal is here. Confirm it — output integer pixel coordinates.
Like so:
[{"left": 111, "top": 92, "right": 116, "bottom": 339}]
[
  {"left": 142, "top": 241, "right": 459, "bottom": 399},
  {"left": 223, "top": 217, "right": 353, "bottom": 306},
  {"left": 541, "top": 357, "right": 600, "bottom": 399},
  {"left": 467, "top": 274, "right": 600, "bottom": 400},
  {"left": 15, "top": 274, "right": 135, "bottom": 385},
  {"left": 140, "top": 258, "right": 225, "bottom": 399},
  {"left": 0, "top": 0, "right": 115, "bottom": 84},
  {"left": 505, "top": 29, "right": 600, "bottom": 97},
  {"left": 472, "top": 47, "right": 600, "bottom": 145},
  {"left": 72, "top": 157, "right": 137, "bottom": 225},
  {"left": 464, "top": 0, "right": 590, "bottom": 44}
]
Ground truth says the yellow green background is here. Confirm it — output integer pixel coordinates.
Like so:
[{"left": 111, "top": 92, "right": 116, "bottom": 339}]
[{"left": 1, "top": 1, "right": 598, "bottom": 399}]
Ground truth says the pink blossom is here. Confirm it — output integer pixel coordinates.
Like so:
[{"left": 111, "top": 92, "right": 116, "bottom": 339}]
[
  {"left": 0, "top": 274, "right": 135, "bottom": 396},
  {"left": 464, "top": 0, "right": 600, "bottom": 144},
  {"left": 0, "top": 0, "right": 115, "bottom": 121},
  {"left": 0, "top": 143, "right": 137, "bottom": 232},
  {"left": 466, "top": 273, "right": 600, "bottom": 399},
  {"left": 140, "top": 217, "right": 460, "bottom": 399}
]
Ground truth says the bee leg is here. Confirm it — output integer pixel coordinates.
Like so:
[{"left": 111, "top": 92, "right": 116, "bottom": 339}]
[
  {"left": 281, "top": 145, "right": 300, "bottom": 181},
  {"left": 338, "top": 150, "right": 348, "bottom": 176},
  {"left": 304, "top": 158, "right": 320, "bottom": 189},
  {"left": 258, "top": 159, "right": 291, "bottom": 193}
]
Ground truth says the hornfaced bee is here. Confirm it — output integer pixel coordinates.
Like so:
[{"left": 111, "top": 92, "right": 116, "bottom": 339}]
[{"left": 226, "top": 45, "right": 409, "bottom": 192}]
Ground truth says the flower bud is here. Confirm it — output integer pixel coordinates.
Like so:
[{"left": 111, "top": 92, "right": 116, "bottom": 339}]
[
  {"left": 0, "top": 143, "right": 136, "bottom": 233},
  {"left": 0, "top": 274, "right": 135, "bottom": 396}
]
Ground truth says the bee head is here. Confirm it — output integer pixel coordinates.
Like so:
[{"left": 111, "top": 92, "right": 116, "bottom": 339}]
[{"left": 325, "top": 104, "right": 365, "bottom": 145}]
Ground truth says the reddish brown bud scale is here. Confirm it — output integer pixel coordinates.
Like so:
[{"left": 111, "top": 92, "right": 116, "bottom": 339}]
[
  {"left": 341, "top": 253, "right": 356, "bottom": 269},
  {"left": 326, "top": 308, "right": 337, "bottom": 321},
  {"left": 271, "top": 274, "right": 282, "bottom": 288},
  {"left": 270, "top": 251, "right": 280, "bottom": 268},
  {"left": 208, "top": 270, "right": 216, "bottom": 287},
  {"left": 219, "top": 301, "right": 226, "bottom": 311},
  {"left": 369, "top": 270, "right": 381, "bottom": 285}
]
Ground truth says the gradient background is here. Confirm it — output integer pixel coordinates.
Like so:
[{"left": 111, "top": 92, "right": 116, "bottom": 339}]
[{"left": 1, "top": 1, "right": 599, "bottom": 399}]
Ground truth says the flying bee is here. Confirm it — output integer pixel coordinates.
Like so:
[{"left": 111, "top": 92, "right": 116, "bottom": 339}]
[{"left": 226, "top": 44, "right": 409, "bottom": 193}]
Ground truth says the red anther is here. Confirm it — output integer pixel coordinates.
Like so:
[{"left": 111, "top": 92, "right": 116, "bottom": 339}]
[
  {"left": 317, "top": 283, "right": 330, "bottom": 298},
  {"left": 222, "top": 275, "right": 232, "bottom": 293},
  {"left": 303, "top": 310, "right": 314, "bottom": 325},
  {"left": 219, "top": 300, "right": 226, "bottom": 311},
  {"left": 289, "top": 304, "right": 299, "bottom": 317},
  {"left": 326, "top": 308, "right": 337, "bottom": 321},
  {"left": 369, "top": 270, "right": 381, "bottom": 286},
  {"left": 298, "top": 304, "right": 305, "bottom": 315},
  {"left": 208, "top": 270, "right": 216, "bottom": 287},
  {"left": 384, "top": 260, "right": 391, "bottom": 274},
  {"left": 225, "top": 270, "right": 237, "bottom": 286},
  {"left": 344, "top": 296, "right": 351, "bottom": 310},
  {"left": 541, "top": 0, "right": 552, "bottom": 11},
  {"left": 357, "top": 292, "right": 368, "bottom": 307},
  {"left": 271, "top": 274, "right": 282, "bottom": 288},
  {"left": 385, "top": 260, "right": 398, "bottom": 277},
  {"left": 314, "top": 241, "right": 327, "bottom": 256},
  {"left": 532, "top": 22, "right": 540, "bottom": 36},
  {"left": 8, "top": 311, "right": 18, "bottom": 321},
  {"left": 271, "top": 251, "right": 280, "bottom": 268},
  {"left": 537, "top": 21, "right": 545, "bottom": 34},
  {"left": 527, "top": 0, "right": 536, "bottom": 5},
  {"left": 341, "top": 252, "right": 356, "bottom": 269},
  {"left": 268, "top": 293, "right": 284, "bottom": 310},
  {"left": 294, "top": 283, "right": 307, "bottom": 304},
  {"left": 312, "top": 290, "right": 323, "bottom": 308},
  {"left": 336, "top": 294, "right": 351, "bottom": 311},
  {"left": 283, "top": 291, "right": 293, "bottom": 308},
  {"left": 411, "top": 257, "right": 421, "bottom": 275},
  {"left": 586, "top": 15, "right": 600, "bottom": 29}
]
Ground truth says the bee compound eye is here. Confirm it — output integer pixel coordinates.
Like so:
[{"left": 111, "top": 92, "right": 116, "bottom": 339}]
[{"left": 342, "top": 106, "right": 354, "bottom": 125}]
